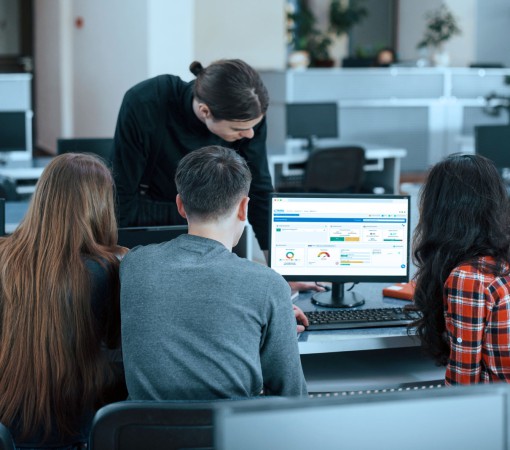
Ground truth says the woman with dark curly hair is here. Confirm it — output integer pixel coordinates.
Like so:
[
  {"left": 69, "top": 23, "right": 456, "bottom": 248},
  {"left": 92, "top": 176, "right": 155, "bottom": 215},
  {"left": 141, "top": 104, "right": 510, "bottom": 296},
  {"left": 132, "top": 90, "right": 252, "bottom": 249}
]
[{"left": 413, "top": 153, "right": 510, "bottom": 385}]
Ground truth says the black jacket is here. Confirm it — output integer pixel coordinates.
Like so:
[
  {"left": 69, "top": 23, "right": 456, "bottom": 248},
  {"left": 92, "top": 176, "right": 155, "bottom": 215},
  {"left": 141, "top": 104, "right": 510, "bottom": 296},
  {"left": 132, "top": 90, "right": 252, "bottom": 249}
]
[{"left": 112, "top": 74, "right": 273, "bottom": 250}]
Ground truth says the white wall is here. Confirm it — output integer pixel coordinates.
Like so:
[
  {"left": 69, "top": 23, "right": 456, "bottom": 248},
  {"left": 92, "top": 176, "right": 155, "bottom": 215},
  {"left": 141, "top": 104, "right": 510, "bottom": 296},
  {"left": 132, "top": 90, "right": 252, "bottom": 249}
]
[
  {"left": 476, "top": 0, "right": 510, "bottom": 67},
  {"left": 34, "top": 0, "right": 66, "bottom": 152},
  {"left": 445, "top": 0, "right": 476, "bottom": 67},
  {"left": 72, "top": 0, "right": 148, "bottom": 138},
  {"left": 147, "top": 0, "right": 195, "bottom": 81},
  {"left": 194, "top": 0, "right": 286, "bottom": 70},
  {"left": 397, "top": 0, "right": 441, "bottom": 63},
  {"left": 397, "top": 0, "right": 476, "bottom": 67}
]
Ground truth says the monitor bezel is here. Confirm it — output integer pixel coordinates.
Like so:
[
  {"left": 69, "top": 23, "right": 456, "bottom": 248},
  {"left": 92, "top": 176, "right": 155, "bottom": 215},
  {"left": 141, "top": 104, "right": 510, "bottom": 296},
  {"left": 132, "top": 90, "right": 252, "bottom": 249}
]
[{"left": 268, "top": 193, "right": 411, "bottom": 284}]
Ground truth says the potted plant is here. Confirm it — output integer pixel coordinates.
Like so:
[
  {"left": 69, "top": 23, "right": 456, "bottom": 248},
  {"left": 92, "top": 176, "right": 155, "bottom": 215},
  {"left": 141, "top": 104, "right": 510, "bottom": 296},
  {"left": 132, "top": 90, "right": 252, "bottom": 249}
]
[
  {"left": 417, "top": 3, "right": 461, "bottom": 66},
  {"left": 287, "top": 0, "right": 368, "bottom": 68},
  {"left": 329, "top": 0, "right": 368, "bottom": 37}
]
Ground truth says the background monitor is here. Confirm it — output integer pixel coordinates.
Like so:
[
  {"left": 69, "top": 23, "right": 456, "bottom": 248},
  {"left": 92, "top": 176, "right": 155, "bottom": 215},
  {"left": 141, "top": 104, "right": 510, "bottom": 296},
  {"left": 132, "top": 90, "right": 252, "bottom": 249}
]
[
  {"left": 474, "top": 125, "right": 510, "bottom": 170},
  {"left": 268, "top": 193, "right": 410, "bottom": 308},
  {"left": 286, "top": 103, "right": 338, "bottom": 151},
  {"left": 118, "top": 225, "right": 189, "bottom": 249},
  {"left": 57, "top": 138, "right": 114, "bottom": 165},
  {"left": 118, "top": 225, "right": 248, "bottom": 258},
  {"left": 0, "top": 112, "right": 26, "bottom": 152}
]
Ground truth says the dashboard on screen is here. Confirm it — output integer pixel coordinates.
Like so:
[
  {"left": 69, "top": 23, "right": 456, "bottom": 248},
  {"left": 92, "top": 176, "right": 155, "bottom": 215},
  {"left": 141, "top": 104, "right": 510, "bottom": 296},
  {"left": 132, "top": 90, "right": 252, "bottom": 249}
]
[{"left": 268, "top": 193, "right": 410, "bottom": 307}]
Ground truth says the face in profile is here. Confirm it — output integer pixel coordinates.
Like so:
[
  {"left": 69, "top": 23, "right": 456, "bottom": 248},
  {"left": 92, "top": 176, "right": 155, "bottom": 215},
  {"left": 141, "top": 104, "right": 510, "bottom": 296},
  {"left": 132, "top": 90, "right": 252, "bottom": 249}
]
[{"left": 205, "top": 116, "right": 263, "bottom": 142}]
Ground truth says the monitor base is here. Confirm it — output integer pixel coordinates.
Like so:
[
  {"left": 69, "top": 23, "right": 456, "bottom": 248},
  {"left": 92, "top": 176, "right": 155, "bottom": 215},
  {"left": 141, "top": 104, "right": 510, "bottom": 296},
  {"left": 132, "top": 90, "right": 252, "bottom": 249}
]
[{"left": 311, "top": 282, "right": 365, "bottom": 308}]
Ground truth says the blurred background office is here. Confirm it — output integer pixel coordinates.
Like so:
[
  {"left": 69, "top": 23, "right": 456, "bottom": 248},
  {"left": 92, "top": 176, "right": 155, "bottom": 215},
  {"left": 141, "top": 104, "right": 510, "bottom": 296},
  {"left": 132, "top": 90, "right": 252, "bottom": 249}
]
[{"left": 1, "top": 0, "right": 509, "bottom": 166}]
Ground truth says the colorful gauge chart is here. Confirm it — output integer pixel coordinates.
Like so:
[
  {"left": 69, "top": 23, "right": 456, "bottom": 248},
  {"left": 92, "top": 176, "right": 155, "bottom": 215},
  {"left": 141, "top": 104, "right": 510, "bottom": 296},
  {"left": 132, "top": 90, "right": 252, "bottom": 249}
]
[
  {"left": 317, "top": 251, "right": 330, "bottom": 259},
  {"left": 285, "top": 251, "right": 295, "bottom": 260}
]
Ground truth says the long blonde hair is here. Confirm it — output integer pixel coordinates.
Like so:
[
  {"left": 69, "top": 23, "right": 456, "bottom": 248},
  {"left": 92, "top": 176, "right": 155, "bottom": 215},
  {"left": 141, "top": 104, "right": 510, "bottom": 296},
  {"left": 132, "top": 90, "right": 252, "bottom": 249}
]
[{"left": 0, "top": 153, "right": 121, "bottom": 440}]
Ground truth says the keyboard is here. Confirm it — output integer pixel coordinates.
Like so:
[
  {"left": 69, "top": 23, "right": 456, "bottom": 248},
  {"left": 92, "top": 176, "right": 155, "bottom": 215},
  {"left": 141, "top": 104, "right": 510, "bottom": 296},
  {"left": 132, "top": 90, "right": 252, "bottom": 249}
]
[
  {"left": 277, "top": 174, "right": 304, "bottom": 191},
  {"left": 304, "top": 307, "right": 421, "bottom": 331}
]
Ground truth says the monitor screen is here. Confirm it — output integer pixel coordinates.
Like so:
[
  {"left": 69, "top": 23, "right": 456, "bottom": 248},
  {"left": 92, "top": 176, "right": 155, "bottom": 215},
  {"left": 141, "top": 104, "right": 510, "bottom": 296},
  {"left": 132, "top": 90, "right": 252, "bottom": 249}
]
[
  {"left": 268, "top": 193, "right": 410, "bottom": 308},
  {"left": 0, "top": 112, "right": 26, "bottom": 152},
  {"left": 118, "top": 224, "right": 248, "bottom": 258},
  {"left": 57, "top": 138, "right": 114, "bottom": 164},
  {"left": 286, "top": 103, "right": 338, "bottom": 150},
  {"left": 474, "top": 125, "right": 510, "bottom": 170},
  {"left": 118, "top": 225, "right": 189, "bottom": 249}
]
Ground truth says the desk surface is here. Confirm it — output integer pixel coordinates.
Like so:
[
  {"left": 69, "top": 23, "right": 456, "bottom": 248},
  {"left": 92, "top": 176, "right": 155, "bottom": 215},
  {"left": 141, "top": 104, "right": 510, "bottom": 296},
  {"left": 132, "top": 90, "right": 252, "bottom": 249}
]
[
  {"left": 295, "top": 282, "right": 419, "bottom": 355},
  {"left": 295, "top": 283, "right": 445, "bottom": 391},
  {"left": 269, "top": 142, "right": 407, "bottom": 163}
]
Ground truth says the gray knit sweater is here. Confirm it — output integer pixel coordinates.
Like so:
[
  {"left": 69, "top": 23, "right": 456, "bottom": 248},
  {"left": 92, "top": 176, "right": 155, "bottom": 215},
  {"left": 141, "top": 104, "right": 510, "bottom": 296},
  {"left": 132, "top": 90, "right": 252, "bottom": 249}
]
[{"left": 120, "top": 234, "right": 307, "bottom": 400}]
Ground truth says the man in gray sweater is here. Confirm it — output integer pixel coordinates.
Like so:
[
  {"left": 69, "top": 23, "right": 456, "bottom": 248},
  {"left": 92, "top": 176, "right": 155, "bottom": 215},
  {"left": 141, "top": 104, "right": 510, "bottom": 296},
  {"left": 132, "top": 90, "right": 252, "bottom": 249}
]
[{"left": 120, "top": 145, "right": 308, "bottom": 399}]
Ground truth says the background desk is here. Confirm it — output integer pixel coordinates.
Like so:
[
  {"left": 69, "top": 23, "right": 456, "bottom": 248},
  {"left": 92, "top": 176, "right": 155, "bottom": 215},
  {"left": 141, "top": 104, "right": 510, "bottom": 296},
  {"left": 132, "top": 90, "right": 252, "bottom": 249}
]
[
  {"left": 269, "top": 144, "right": 407, "bottom": 194},
  {"left": 295, "top": 283, "right": 445, "bottom": 393}
]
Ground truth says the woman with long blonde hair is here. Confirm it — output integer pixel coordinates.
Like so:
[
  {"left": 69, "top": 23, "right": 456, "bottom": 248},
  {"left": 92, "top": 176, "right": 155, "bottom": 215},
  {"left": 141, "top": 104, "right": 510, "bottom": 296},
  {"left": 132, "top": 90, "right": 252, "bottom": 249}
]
[{"left": 0, "top": 153, "right": 125, "bottom": 448}]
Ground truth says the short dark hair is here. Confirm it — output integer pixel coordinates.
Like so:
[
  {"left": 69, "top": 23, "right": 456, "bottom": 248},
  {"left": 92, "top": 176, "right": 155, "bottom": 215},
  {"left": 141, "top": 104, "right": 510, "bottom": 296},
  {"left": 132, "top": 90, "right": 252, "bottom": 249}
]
[
  {"left": 189, "top": 59, "right": 269, "bottom": 121},
  {"left": 413, "top": 153, "right": 510, "bottom": 365},
  {"left": 175, "top": 146, "right": 252, "bottom": 221}
]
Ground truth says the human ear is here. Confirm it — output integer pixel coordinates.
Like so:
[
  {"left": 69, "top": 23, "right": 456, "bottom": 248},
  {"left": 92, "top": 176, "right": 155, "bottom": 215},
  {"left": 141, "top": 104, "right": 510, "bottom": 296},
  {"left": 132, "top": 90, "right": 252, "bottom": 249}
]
[
  {"left": 176, "top": 194, "right": 187, "bottom": 219},
  {"left": 198, "top": 103, "right": 211, "bottom": 120},
  {"left": 237, "top": 196, "right": 249, "bottom": 221}
]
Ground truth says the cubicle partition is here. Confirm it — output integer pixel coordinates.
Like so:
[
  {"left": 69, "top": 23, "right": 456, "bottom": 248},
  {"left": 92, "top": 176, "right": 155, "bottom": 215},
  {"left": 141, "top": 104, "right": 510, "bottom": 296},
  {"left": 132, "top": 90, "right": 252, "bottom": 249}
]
[
  {"left": 261, "top": 68, "right": 510, "bottom": 172},
  {"left": 215, "top": 384, "right": 510, "bottom": 450}
]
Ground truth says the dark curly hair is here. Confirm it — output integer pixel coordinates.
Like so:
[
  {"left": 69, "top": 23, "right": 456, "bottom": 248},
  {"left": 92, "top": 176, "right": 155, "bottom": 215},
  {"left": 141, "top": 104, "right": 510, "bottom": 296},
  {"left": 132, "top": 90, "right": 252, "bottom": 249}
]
[{"left": 412, "top": 153, "right": 510, "bottom": 365}]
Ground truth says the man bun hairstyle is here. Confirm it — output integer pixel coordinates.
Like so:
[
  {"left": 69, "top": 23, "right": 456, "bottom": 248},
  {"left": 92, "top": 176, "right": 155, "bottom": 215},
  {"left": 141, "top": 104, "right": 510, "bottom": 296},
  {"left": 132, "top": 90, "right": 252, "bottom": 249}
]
[
  {"left": 189, "top": 59, "right": 269, "bottom": 121},
  {"left": 189, "top": 61, "right": 204, "bottom": 76}
]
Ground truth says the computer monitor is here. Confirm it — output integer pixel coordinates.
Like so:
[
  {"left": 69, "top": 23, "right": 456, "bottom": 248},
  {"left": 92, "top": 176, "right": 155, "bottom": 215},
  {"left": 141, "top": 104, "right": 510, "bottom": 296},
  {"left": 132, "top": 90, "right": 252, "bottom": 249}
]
[
  {"left": 118, "top": 224, "right": 249, "bottom": 258},
  {"left": 268, "top": 193, "right": 410, "bottom": 308},
  {"left": 286, "top": 103, "right": 338, "bottom": 151},
  {"left": 57, "top": 138, "right": 114, "bottom": 165},
  {"left": 117, "top": 225, "right": 189, "bottom": 249},
  {"left": 474, "top": 125, "right": 510, "bottom": 171},
  {"left": 0, "top": 112, "right": 26, "bottom": 152}
]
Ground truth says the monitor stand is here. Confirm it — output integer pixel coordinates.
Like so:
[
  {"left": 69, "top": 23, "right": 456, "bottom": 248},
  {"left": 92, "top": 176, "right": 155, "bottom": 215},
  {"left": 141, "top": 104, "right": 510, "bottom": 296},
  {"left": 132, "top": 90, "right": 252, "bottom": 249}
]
[
  {"left": 311, "top": 282, "right": 365, "bottom": 308},
  {"left": 303, "top": 135, "right": 318, "bottom": 152}
]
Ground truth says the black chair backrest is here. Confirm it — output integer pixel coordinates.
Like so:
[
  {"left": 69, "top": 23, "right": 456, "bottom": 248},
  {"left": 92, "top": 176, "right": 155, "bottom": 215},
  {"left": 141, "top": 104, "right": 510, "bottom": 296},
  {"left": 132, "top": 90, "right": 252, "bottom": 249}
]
[
  {"left": 57, "top": 138, "right": 114, "bottom": 165},
  {"left": 89, "top": 401, "right": 217, "bottom": 450},
  {"left": 0, "top": 198, "right": 5, "bottom": 236},
  {"left": 0, "top": 423, "right": 15, "bottom": 450},
  {"left": 304, "top": 146, "right": 365, "bottom": 193}
]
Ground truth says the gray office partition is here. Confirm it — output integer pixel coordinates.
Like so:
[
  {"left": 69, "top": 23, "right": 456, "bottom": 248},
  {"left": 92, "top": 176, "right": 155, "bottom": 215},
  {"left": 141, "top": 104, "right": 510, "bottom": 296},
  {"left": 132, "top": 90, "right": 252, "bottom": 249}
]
[{"left": 216, "top": 384, "right": 510, "bottom": 450}]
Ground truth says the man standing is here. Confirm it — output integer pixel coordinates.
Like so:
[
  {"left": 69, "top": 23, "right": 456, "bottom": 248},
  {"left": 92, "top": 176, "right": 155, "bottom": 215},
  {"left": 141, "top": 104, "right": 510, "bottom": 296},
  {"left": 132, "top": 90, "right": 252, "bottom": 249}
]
[{"left": 120, "top": 146, "right": 307, "bottom": 399}]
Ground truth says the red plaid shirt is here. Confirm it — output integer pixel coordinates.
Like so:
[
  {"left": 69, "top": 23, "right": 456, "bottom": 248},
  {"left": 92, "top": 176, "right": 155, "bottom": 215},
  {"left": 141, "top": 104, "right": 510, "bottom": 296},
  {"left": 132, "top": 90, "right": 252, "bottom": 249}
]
[{"left": 444, "top": 256, "right": 510, "bottom": 385}]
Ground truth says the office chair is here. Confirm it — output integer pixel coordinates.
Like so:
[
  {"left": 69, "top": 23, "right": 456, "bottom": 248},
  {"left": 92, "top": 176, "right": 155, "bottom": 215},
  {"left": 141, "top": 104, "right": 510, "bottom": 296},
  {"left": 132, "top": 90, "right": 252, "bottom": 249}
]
[
  {"left": 0, "top": 423, "right": 15, "bottom": 450},
  {"left": 57, "top": 138, "right": 114, "bottom": 165},
  {"left": 89, "top": 401, "right": 218, "bottom": 450},
  {"left": 303, "top": 146, "right": 365, "bottom": 193}
]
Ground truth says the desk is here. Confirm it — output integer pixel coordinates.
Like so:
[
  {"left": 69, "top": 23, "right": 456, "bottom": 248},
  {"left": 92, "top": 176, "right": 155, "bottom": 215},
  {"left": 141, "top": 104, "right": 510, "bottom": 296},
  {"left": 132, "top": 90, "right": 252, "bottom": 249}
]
[
  {"left": 294, "top": 283, "right": 445, "bottom": 392},
  {"left": 0, "top": 157, "right": 51, "bottom": 198},
  {"left": 268, "top": 143, "right": 407, "bottom": 194}
]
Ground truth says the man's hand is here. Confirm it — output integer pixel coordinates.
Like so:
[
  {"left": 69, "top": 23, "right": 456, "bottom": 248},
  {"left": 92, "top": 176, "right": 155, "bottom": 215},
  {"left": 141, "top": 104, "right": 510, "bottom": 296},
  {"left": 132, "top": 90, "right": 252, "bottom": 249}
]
[
  {"left": 289, "top": 281, "right": 327, "bottom": 293},
  {"left": 293, "top": 304, "right": 309, "bottom": 333}
]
